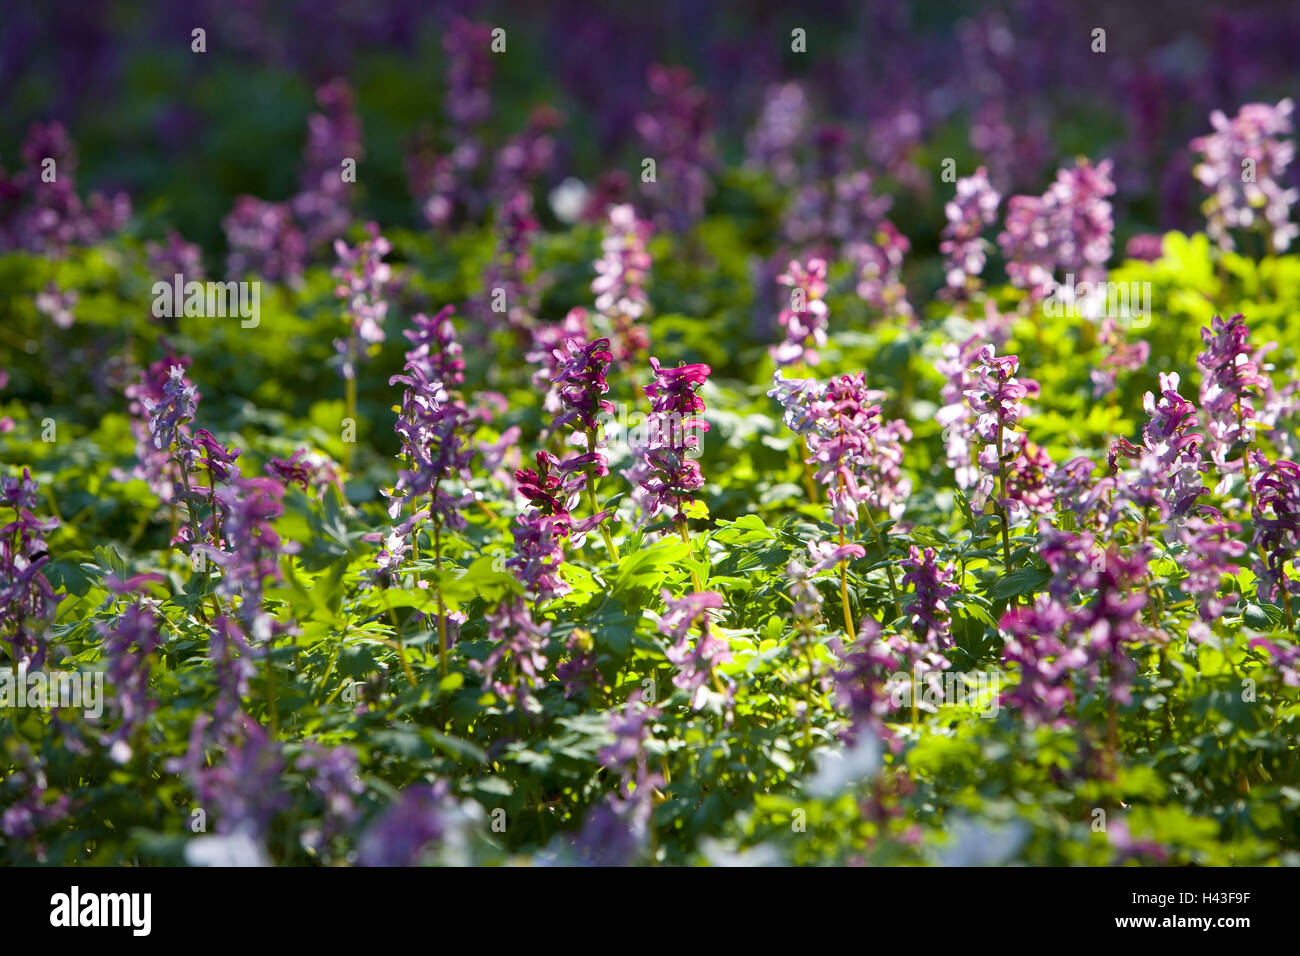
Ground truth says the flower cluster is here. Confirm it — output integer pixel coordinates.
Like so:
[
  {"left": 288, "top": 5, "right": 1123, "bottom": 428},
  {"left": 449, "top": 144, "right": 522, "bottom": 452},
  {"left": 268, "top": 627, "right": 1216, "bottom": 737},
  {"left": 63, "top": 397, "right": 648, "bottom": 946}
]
[
  {"left": 638, "top": 358, "right": 711, "bottom": 524},
  {"left": 358, "top": 780, "right": 464, "bottom": 867},
  {"left": 97, "top": 576, "right": 164, "bottom": 764},
  {"left": 940, "top": 167, "right": 1001, "bottom": 295},
  {"left": 853, "top": 220, "right": 913, "bottom": 319},
  {"left": 572, "top": 692, "right": 663, "bottom": 865},
  {"left": 0, "top": 121, "right": 130, "bottom": 256},
  {"left": 964, "top": 347, "right": 1041, "bottom": 515},
  {"left": 771, "top": 258, "right": 829, "bottom": 367},
  {"left": 528, "top": 308, "right": 592, "bottom": 415},
  {"left": 480, "top": 190, "right": 539, "bottom": 331},
  {"left": 222, "top": 79, "right": 364, "bottom": 279},
  {"left": 636, "top": 65, "right": 716, "bottom": 234},
  {"left": 1000, "top": 527, "right": 1154, "bottom": 725},
  {"left": 901, "top": 547, "right": 958, "bottom": 648},
  {"left": 791, "top": 372, "right": 910, "bottom": 526},
  {"left": 659, "top": 590, "right": 730, "bottom": 711},
  {"left": 592, "top": 203, "right": 653, "bottom": 364},
  {"left": 1091, "top": 317, "right": 1151, "bottom": 398},
  {"left": 208, "top": 477, "right": 291, "bottom": 645},
  {"left": 1250, "top": 455, "right": 1300, "bottom": 614},
  {"left": 265, "top": 448, "right": 343, "bottom": 499},
  {"left": 293, "top": 78, "right": 363, "bottom": 252},
  {"left": 0, "top": 468, "right": 61, "bottom": 666},
  {"left": 332, "top": 222, "right": 393, "bottom": 380},
  {"left": 223, "top": 196, "right": 307, "bottom": 282},
  {"left": 1197, "top": 313, "right": 1272, "bottom": 491},
  {"left": 1177, "top": 519, "right": 1245, "bottom": 643},
  {"left": 121, "top": 350, "right": 193, "bottom": 501},
  {"left": 997, "top": 158, "right": 1115, "bottom": 299},
  {"left": 1191, "top": 99, "right": 1297, "bottom": 253},
  {"left": 745, "top": 82, "right": 810, "bottom": 185}
]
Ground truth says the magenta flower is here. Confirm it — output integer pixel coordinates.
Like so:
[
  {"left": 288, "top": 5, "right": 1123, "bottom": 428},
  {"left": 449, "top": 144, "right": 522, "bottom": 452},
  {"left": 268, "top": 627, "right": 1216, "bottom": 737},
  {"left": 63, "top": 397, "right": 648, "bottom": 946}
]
[
  {"left": 638, "top": 357, "right": 711, "bottom": 524},
  {"left": 529, "top": 307, "right": 592, "bottom": 415},
  {"left": 901, "top": 546, "right": 958, "bottom": 647},
  {"left": 265, "top": 449, "right": 342, "bottom": 498},
  {"left": 771, "top": 258, "right": 829, "bottom": 367},
  {"left": 965, "top": 347, "right": 1040, "bottom": 514}
]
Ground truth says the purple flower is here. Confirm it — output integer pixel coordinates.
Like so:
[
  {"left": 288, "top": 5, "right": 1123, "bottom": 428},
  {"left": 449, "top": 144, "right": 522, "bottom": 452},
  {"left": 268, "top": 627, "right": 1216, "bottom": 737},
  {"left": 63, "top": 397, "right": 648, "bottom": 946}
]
[
  {"left": 1178, "top": 519, "right": 1245, "bottom": 643},
  {"left": 1091, "top": 317, "right": 1151, "bottom": 399},
  {"left": 97, "top": 591, "right": 163, "bottom": 764},
  {"left": 145, "top": 230, "right": 204, "bottom": 281},
  {"left": 0, "top": 467, "right": 60, "bottom": 666},
  {"left": 1, "top": 745, "right": 71, "bottom": 856},
  {"left": 223, "top": 196, "right": 306, "bottom": 282},
  {"left": 358, "top": 781, "right": 459, "bottom": 867},
  {"left": 265, "top": 449, "right": 342, "bottom": 498},
  {"left": 143, "top": 364, "right": 198, "bottom": 454},
  {"left": 771, "top": 258, "right": 829, "bottom": 367},
  {"left": 965, "top": 347, "right": 1040, "bottom": 514},
  {"left": 556, "top": 628, "right": 598, "bottom": 700},
  {"left": 0, "top": 121, "right": 129, "bottom": 256},
  {"left": 295, "top": 743, "right": 365, "bottom": 852},
  {"left": 293, "top": 78, "right": 363, "bottom": 252},
  {"left": 636, "top": 64, "right": 716, "bottom": 234},
  {"left": 599, "top": 691, "right": 663, "bottom": 797},
  {"left": 479, "top": 190, "right": 539, "bottom": 331},
  {"left": 659, "top": 590, "right": 730, "bottom": 711},
  {"left": 805, "top": 372, "right": 909, "bottom": 525},
  {"left": 940, "top": 166, "right": 1001, "bottom": 294},
  {"left": 206, "top": 477, "right": 290, "bottom": 644},
  {"left": 901, "top": 546, "right": 958, "bottom": 647},
  {"left": 852, "top": 220, "right": 913, "bottom": 319},
  {"left": 745, "top": 82, "right": 809, "bottom": 185},
  {"left": 122, "top": 350, "right": 195, "bottom": 501},
  {"left": 191, "top": 716, "right": 288, "bottom": 840},
  {"left": 998, "top": 158, "right": 1115, "bottom": 300},
  {"left": 552, "top": 336, "right": 616, "bottom": 440},
  {"left": 1197, "top": 314, "right": 1272, "bottom": 491},
  {"left": 529, "top": 307, "right": 592, "bottom": 414},
  {"left": 1250, "top": 455, "right": 1300, "bottom": 610},
  {"left": 473, "top": 596, "right": 551, "bottom": 716},
  {"left": 592, "top": 203, "right": 653, "bottom": 364},
  {"left": 1191, "top": 99, "right": 1297, "bottom": 253},
  {"left": 637, "top": 357, "right": 711, "bottom": 524},
  {"left": 332, "top": 222, "right": 392, "bottom": 379}
]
